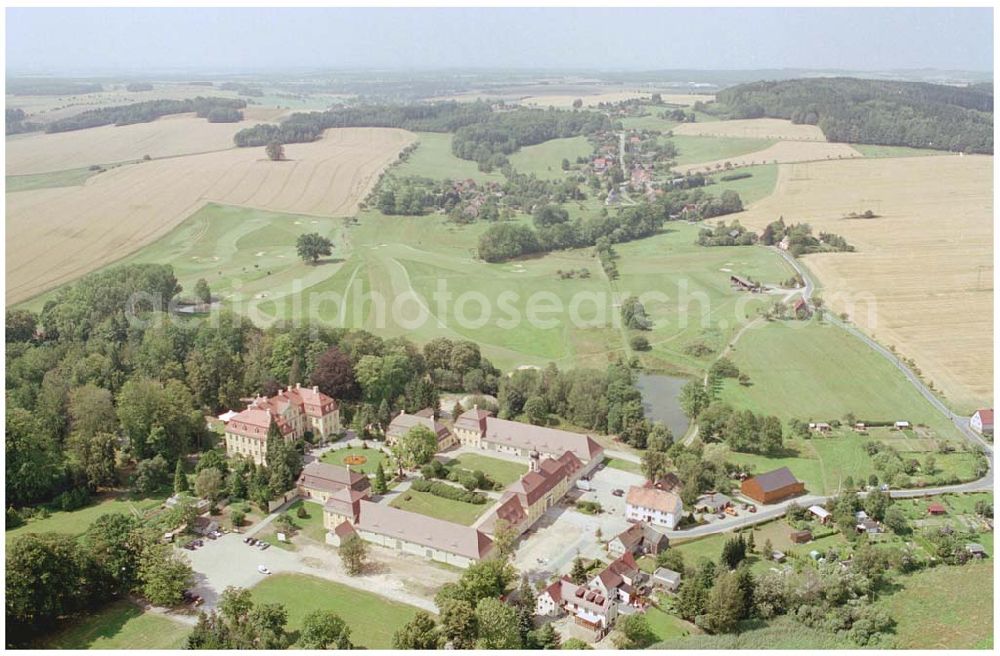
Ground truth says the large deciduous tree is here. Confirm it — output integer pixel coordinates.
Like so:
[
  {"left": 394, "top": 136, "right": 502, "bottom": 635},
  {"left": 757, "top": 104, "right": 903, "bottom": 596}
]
[{"left": 296, "top": 232, "right": 333, "bottom": 264}]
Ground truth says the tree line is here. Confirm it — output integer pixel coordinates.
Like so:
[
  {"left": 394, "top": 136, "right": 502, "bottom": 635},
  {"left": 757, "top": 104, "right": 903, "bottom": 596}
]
[
  {"left": 717, "top": 77, "right": 993, "bottom": 154},
  {"left": 44, "top": 97, "right": 247, "bottom": 133}
]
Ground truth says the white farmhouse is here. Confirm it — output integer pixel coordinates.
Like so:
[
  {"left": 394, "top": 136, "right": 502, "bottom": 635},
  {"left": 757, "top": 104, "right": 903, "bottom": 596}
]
[{"left": 625, "top": 486, "right": 683, "bottom": 529}]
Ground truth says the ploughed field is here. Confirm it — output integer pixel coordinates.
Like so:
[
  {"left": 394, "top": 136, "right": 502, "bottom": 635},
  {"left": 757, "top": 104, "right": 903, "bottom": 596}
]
[{"left": 6, "top": 127, "right": 414, "bottom": 304}]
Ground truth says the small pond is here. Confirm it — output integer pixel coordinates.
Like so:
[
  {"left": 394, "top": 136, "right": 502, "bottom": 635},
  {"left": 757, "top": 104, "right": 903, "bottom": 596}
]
[{"left": 635, "top": 373, "right": 691, "bottom": 439}]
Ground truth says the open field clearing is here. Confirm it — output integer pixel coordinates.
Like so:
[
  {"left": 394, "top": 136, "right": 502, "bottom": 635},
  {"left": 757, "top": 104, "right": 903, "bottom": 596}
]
[
  {"left": 677, "top": 139, "right": 863, "bottom": 174},
  {"left": 33, "top": 600, "right": 191, "bottom": 650},
  {"left": 878, "top": 560, "right": 993, "bottom": 649},
  {"left": 7, "top": 83, "right": 241, "bottom": 121},
  {"left": 706, "top": 164, "right": 778, "bottom": 206},
  {"left": 6, "top": 127, "right": 413, "bottom": 304},
  {"left": 718, "top": 320, "right": 965, "bottom": 440},
  {"left": 6, "top": 111, "right": 280, "bottom": 175},
  {"left": 851, "top": 144, "right": 950, "bottom": 158},
  {"left": 521, "top": 92, "right": 712, "bottom": 107},
  {"left": 5, "top": 490, "right": 169, "bottom": 541},
  {"left": 508, "top": 135, "right": 593, "bottom": 178},
  {"left": 673, "top": 118, "right": 827, "bottom": 141},
  {"left": 250, "top": 573, "right": 422, "bottom": 648},
  {"left": 671, "top": 135, "right": 777, "bottom": 167},
  {"left": 6, "top": 166, "right": 103, "bottom": 192},
  {"left": 739, "top": 155, "right": 993, "bottom": 413},
  {"left": 394, "top": 132, "right": 504, "bottom": 183}
]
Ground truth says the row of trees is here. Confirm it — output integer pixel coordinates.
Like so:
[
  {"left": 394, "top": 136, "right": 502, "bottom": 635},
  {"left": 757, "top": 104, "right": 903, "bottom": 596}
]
[{"left": 45, "top": 97, "right": 247, "bottom": 133}]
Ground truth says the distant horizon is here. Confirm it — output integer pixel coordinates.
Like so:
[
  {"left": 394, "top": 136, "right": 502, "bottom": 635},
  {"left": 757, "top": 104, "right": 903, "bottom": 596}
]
[{"left": 5, "top": 7, "right": 993, "bottom": 74}]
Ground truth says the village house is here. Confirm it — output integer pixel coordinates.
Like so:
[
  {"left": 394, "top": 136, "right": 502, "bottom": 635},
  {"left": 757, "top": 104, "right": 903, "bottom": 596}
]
[
  {"left": 536, "top": 577, "right": 618, "bottom": 642},
  {"left": 927, "top": 502, "right": 948, "bottom": 516},
  {"left": 808, "top": 422, "right": 832, "bottom": 433},
  {"left": 296, "top": 461, "right": 371, "bottom": 503},
  {"left": 223, "top": 384, "right": 340, "bottom": 465},
  {"left": 589, "top": 552, "right": 646, "bottom": 606},
  {"left": 790, "top": 529, "right": 813, "bottom": 544},
  {"left": 970, "top": 409, "right": 993, "bottom": 435},
  {"left": 625, "top": 486, "right": 684, "bottom": 529},
  {"left": 607, "top": 522, "right": 669, "bottom": 558},
  {"left": 741, "top": 467, "right": 805, "bottom": 505},
  {"left": 694, "top": 492, "right": 731, "bottom": 514},
  {"left": 729, "top": 274, "right": 762, "bottom": 293},
  {"left": 856, "top": 516, "right": 882, "bottom": 534},
  {"left": 652, "top": 567, "right": 682, "bottom": 593},
  {"left": 894, "top": 420, "right": 912, "bottom": 430},
  {"left": 452, "top": 407, "right": 604, "bottom": 474},
  {"left": 386, "top": 410, "right": 454, "bottom": 449}
]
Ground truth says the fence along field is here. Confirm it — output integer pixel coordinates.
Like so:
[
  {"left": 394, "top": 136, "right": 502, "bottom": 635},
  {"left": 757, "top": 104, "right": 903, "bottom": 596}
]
[
  {"left": 6, "top": 127, "right": 415, "bottom": 304},
  {"left": 6, "top": 108, "right": 286, "bottom": 176},
  {"left": 739, "top": 154, "right": 993, "bottom": 414}
]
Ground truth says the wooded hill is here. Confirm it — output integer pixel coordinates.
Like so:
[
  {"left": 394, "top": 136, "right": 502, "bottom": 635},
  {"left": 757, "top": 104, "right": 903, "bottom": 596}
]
[{"left": 716, "top": 78, "right": 993, "bottom": 154}]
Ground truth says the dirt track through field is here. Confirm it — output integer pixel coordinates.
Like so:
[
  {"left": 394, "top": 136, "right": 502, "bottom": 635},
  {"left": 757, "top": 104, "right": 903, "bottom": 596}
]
[
  {"left": 738, "top": 154, "right": 993, "bottom": 412},
  {"left": 6, "top": 128, "right": 415, "bottom": 304},
  {"left": 677, "top": 140, "right": 863, "bottom": 174},
  {"left": 673, "top": 118, "right": 827, "bottom": 141}
]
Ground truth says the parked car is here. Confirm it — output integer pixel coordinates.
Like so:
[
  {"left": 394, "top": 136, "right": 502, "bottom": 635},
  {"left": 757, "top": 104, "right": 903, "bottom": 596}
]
[
  {"left": 748, "top": 505, "right": 757, "bottom": 513},
  {"left": 259, "top": 542, "right": 270, "bottom": 551},
  {"left": 612, "top": 489, "right": 624, "bottom": 497},
  {"left": 257, "top": 565, "right": 271, "bottom": 575}
]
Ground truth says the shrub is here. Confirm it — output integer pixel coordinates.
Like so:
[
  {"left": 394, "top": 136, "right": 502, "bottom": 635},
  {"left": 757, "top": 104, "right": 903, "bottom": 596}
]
[
  {"left": 54, "top": 487, "right": 90, "bottom": 511},
  {"left": 575, "top": 500, "right": 602, "bottom": 515},
  {"left": 296, "top": 505, "right": 308, "bottom": 519},
  {"left": 410, "top": 479, "right": 487, "bottom": 504},
  {"left": 630, "top": 335, "right": 651, "bottom": 351},
  {"left": 720, "top": 172, "right": 752, "bottom": 182}
]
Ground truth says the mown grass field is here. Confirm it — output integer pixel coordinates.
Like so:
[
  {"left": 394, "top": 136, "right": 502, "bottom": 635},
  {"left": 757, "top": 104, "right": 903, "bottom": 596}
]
[
  {"left": 6, "top": 166, "right": 104, "bottom": 192},
  {"left": 718, "top": 319, "right": 964, "bottom": 441},
  {"left": 705, "top": 164, "right": 778, "bottom": 206},
  {"left": 320, "top": 446, "right": 387, "bottom": 476},
  {"left": 604, "top": 457, "right": 642, "bottom": 475},
  {"left": 393, "top": 131, "right": 504, "bottom": 183},
  {"left": 443, "top": 453, "right": 527, "bottom": 485},
  {"left": 34, "top": 601, "right": 191, "bottom": 650},
  {"left": 671, "top": 134, "right": 777, "bottom": 167},
  {"left": 389, "top": 489, "right": 488, "bottom": 525},
  {"left": 878, "top": 560, "right": 993, "bottom": 649},
  {"left": 250, "top": 573, "right": 421, "bottom": 648},
  {"left": 6, "top": 490, "right": 169, "bottom": 540},
  {"left": 507, "top": 136, "right": 593, "bottom": 179}
]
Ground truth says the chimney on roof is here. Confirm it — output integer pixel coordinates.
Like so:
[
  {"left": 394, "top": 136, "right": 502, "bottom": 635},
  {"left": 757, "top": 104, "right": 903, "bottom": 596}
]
[
  {"left": 296, "top": 382, "right": 301, "bottom": 389},
  {"left": 313, "top": 385, "right": 319, "bottom": 393}
]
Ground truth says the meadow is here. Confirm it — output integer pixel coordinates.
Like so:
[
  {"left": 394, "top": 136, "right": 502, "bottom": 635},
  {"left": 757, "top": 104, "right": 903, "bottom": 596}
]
[
  {"left": 670, "top": 134, "right": 776, "bottom": 168},
  {"left": 250, "top": 573, "right": 422, "bottom": 648},
  {"left": 443, "top": 453, "right": 528, "bottom": 485},
  {"left": 717, "top": 319, "right": 965, "bottom": 441},
  {"left": 33, "top": 601, "right": 191, "bottom": 650},
  {"left": 5, "top": 489, "right": 169, "bottom": 540},
  {"left": 705, "top": 164, "right": 778, "bottom": 206},
  {"left": 7, "top": 127, "right": 412, "bottom": 304},
  {"left": 6, "top": 165, "right": 105, "bottom": 192},
  {"left": 672, "top": 118, "right": 827, "bottom": 141},
  {"left": 389, "top": 489, "right": 489, "bottom": 525},
  {"left": 739, "top": 155, "right": 993, "bottom": 413},
  {"left": 393, "top": 131, "right": 504, "bottom": 183},
  {"left": 507, "top": 136, "right": 593, "bottom": 179},
  {"left": 678, "top": 139, "right": 863, "bottom": 174}
]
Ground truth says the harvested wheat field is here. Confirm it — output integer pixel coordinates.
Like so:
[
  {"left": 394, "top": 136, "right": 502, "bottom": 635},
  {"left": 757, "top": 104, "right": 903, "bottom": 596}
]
[
  {"left": 678, "top": 140, "right": 863, "bottom": 174},
  {"left": 6, "top": 127, "right": 414, "bottom": 304},
  {"left": 6, "top": 110, "right": 287, "bottom": 175},
  {"left": 739, "top": 155, "right": 993, "bottom": 413},
  {"left": 673, "top": 118, "right": 827, "bottom": 141},
  {"left": 6, "top": 84, "right": 247, "bottom": 122}
]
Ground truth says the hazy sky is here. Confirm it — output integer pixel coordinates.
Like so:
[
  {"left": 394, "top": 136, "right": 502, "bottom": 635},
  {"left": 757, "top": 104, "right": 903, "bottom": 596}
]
[{"left": 5, "top": 7, "right": 993, "bottom": 74}]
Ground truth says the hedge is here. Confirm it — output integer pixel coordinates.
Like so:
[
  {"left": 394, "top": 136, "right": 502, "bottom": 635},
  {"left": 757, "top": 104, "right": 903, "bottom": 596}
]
[{"left": 411, "top": 479, "right": 487, "bottom": 504}]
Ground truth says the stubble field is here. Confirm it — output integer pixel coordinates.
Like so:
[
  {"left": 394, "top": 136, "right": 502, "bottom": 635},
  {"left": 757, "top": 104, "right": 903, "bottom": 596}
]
[
  {"left": 672, "top": 118, "right": 827, "bottom": 141},
  {"left": 739, "top": 155, "right": 993, "bottom": 413},
  {"left": 677, "top": 139, "right": 863, "bottom": 174},
  {"left": 5, "top": 109, "right": 284, "bottom": 175},
  {"left": 6, "top": 127, "right": 414, "bottom": 303}
]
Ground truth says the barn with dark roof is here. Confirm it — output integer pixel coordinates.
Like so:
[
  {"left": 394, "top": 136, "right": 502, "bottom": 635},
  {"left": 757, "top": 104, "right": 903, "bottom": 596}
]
[{"left": 740, "top": 467, "right": 805, "bottom": 504}]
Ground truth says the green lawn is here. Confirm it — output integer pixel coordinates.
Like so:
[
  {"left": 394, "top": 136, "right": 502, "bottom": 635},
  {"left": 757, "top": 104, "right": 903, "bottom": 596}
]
[
  {"left": 852, "top": 144, "right": 950, "bottom": 159},
  {"left": 653, "top": 615, "right": 855, "bottom": 649},
  {"left": 444, "top": 453, "right": 527, "bottom": 485},
  {"left": 644, "top": 603, "right": 700, "bottom": 642},
  {"left": 671, "top": 135, "right": 776, "bottom": 167},
  {"left": 283, "top": 498, "right": 327, "bottom": 542},
  {"left": 7, "top": 166, "right": 104, "bottom": 192},
  {"left": 35, "top": 600, "right": 191, "bottom": 649},
  {"left": 6, "top": 490, "right": 169, "bottom": 540},
  {"left": 507, "top": 136, "right": 593, "bottom": 179},
  {"left": 320, "top": 446, "right": 388, "bottom": 476},
  {"left": 604, "top": 457, "right": 642, "bottom": 475},
  {"left": 706, "top": 164, "right": 778, "bottom": 206},
  {"left": 250, "top": 573, "right": 422, "bottom": 649},
  {"left": 394, "top": 132, "right": 504, "bottom": 183},
  {"left": 877, "top": 560, "right": 993, "bottom": 649},
  {"left": 389, "top": 489, "right": 488, "bottom": 525},
  {"left": 718, "top": 319, "right": 963, "bottom": 442}
]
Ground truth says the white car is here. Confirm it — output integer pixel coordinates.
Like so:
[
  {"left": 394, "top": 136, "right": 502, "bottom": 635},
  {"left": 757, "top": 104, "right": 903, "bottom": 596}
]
[{"left": 257, "top": 565, "right": 271, "bottom": 575}]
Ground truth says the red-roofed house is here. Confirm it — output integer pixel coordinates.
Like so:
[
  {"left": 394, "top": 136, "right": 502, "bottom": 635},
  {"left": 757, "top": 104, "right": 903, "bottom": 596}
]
[
  {"left": 223, "top": 384, "right": 340, "bottom": 465},
  {"left": 536, "top": 577, "right": 619, "bottom": 641},
  {"left": 971, "top": 409, "right": 994, "bottom": 435}
]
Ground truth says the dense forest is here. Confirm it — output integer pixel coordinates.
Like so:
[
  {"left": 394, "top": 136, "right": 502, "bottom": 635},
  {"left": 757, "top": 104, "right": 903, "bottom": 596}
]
[
  {"left": 44, "top": 97, "right": 247, "bottom": 133},
  {"left": 717, "top": 78, "right": 993, "bottom": 153},
  {"left": 6, "top": 79, "right": 104, "bottom": 95},
  {"left": 5, "top": 108, "right": 42, "bottom": 135}
]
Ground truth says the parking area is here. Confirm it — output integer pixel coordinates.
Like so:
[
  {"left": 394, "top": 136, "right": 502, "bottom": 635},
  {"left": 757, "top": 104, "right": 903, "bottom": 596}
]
[{"left": 576, "top": 462, "right": 646, "bottom": 517}]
